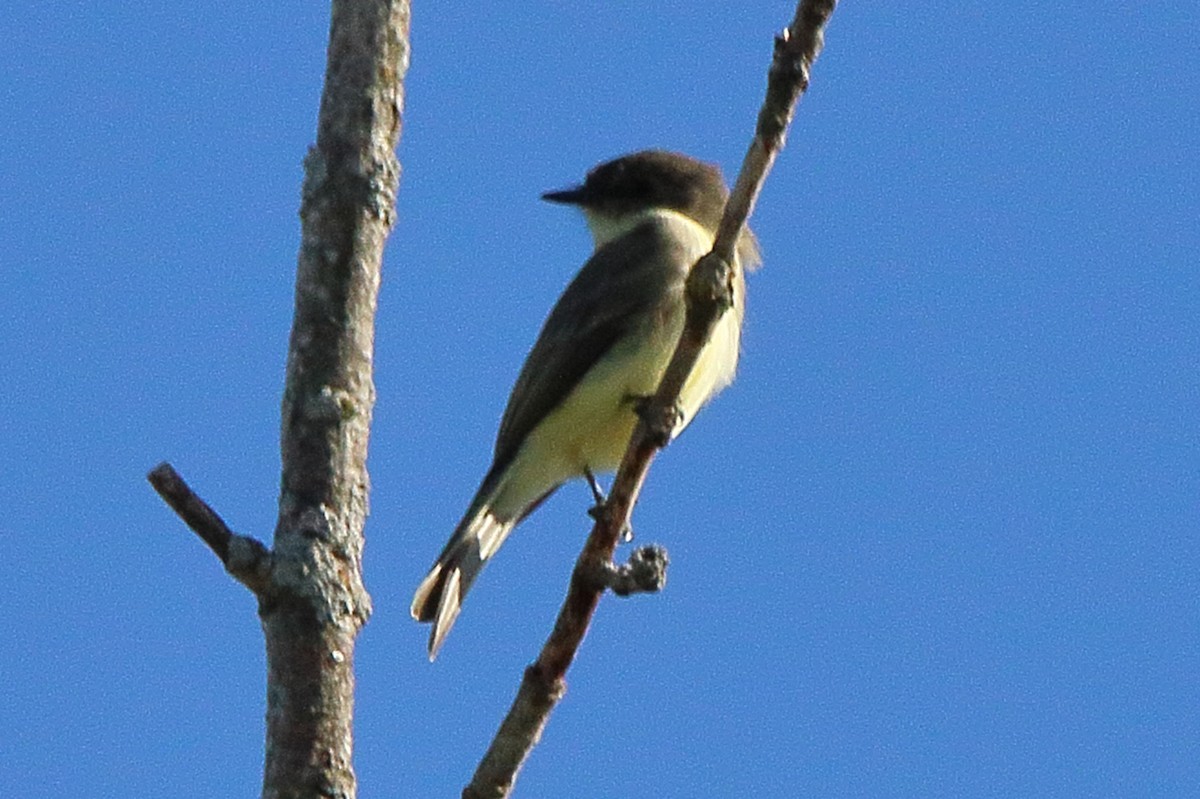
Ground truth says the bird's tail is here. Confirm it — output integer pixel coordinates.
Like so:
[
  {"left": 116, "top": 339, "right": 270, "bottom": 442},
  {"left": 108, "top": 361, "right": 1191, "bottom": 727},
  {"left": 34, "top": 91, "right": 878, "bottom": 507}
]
[{"left": 411, "top": 500, "right": 515, "bottom": 660}]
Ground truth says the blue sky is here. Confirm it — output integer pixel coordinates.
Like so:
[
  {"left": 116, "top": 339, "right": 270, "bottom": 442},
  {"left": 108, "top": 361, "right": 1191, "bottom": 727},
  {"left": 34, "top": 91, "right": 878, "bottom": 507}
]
[{"left": 2, "top": 3, "right": 1197, "bottom": 796}]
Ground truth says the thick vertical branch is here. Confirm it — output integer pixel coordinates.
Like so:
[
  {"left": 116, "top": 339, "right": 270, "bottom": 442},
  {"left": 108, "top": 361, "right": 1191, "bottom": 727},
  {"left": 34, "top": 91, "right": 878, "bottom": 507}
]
[
  {"left": 263, "top": 2, "right": 409, "bottom": 799},
  {"left": 151, "top": 2, "right": 410, "bottom": 798},
  {"left": 464, "top": 2, "right": 837, "bottom": 797}
]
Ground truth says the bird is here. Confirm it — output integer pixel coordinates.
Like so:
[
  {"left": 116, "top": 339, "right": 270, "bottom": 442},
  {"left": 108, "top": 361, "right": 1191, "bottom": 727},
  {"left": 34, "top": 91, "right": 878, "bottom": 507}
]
[{"left": 411, "top": 150, "right": 760, "bottom": 659}]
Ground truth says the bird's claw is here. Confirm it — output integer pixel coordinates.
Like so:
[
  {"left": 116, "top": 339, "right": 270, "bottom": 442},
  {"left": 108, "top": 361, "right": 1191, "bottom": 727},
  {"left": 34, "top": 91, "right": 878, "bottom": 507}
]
[{"left": 585, "top": 468, "right": 634, "bottom": 542}]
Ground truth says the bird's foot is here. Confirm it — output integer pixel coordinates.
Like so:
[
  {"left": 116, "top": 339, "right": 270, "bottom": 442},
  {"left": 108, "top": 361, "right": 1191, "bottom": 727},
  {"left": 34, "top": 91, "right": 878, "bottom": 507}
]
[{"left": 584, "top": 468, "right": 634, "bottom": 542}]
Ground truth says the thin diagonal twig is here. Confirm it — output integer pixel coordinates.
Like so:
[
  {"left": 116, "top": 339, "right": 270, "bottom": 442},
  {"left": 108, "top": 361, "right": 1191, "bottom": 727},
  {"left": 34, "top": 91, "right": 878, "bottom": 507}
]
[{"left": 464, "top": 3, "right": 839, "bottom": 797}]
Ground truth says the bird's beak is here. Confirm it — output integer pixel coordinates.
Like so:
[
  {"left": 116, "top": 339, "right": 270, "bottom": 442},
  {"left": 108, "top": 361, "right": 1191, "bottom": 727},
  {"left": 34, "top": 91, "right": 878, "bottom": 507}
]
[{"left": 541, "top": 185, "right": 587, "bottom": 205}]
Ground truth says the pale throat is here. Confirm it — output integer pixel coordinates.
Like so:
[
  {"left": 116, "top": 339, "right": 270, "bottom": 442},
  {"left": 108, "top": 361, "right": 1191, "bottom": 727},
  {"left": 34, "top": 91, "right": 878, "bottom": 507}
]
[{"left": 582, "top": 207, "right": 714, "bottom": 251}]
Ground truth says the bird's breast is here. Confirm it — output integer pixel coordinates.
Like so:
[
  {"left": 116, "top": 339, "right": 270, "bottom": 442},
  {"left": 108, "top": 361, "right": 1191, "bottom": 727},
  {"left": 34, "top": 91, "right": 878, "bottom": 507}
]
[{"left": 487, "top": 210, "right": 744, "bottom": 519}]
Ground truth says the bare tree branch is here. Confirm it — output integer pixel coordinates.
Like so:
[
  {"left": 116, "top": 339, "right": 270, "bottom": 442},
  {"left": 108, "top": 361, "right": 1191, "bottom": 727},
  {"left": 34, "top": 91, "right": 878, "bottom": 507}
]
[
  {"left": 464, "top": 2, "right": 838, "bottom": 797},
  {"left": 262, "top": 2, "right": 410, "bottom": 796},
  {"left": 147, "top": 462, "right": 271, "bottom": 593},
  {"left": 149, "top": 1, "right": 410, "bottom": 797}
]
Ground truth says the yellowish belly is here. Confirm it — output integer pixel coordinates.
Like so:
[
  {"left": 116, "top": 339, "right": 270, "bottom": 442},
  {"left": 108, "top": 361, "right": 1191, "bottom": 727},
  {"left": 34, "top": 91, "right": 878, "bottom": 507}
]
[{"left": 489, "top": 298, "right": 740, "bottom": 520}]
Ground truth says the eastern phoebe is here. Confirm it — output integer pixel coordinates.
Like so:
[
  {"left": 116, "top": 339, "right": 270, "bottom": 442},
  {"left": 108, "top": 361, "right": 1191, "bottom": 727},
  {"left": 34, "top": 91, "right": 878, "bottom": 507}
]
[{"left": 412, "top": 150, "right": 760, "bottom": 659}]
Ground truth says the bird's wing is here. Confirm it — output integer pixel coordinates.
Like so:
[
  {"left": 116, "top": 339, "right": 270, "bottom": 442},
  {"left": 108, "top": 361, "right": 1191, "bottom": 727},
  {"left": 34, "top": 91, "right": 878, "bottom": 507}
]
[{"left": 489, "top": 220, "right": 690, "bottom": 477}]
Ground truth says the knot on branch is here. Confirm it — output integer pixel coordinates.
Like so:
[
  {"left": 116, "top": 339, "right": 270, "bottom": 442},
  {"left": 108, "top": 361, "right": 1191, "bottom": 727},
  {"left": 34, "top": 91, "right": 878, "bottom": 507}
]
[
  {"left": 760, "top": 36, "right": 809, "bottom": 143},
  {"left": 581, "top": 546, "right": 669, "bottom": 596},
  {"left": 633, "top": 395, "right": 683, "bottom": 449},
  {"left": 684, "top": 252, "right": 736, "bottom": 317},
  {"left": 307, "top": 385, "right": 358, "bottom": 422},
  {"left": 760, "top": 0, "right": 836, "bottom": 145},
  {"left": 523, "top": 663, "right": 568, "bottom": 702},
  {"left": 772, "top": 29, "right": 812, "bottom": 85},
  {"left": 226, "top": 535, "right": 273, "bottom": 588}
]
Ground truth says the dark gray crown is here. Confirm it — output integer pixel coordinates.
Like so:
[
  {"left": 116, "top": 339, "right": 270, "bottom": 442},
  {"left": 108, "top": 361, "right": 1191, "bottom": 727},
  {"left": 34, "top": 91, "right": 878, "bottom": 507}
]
[{"left": 543, "top": 150, "right": 729, "bottom": 233}]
